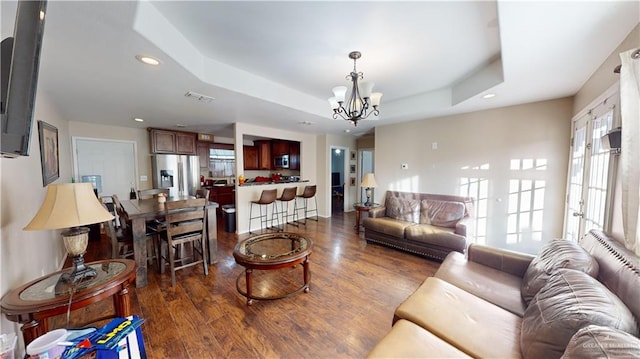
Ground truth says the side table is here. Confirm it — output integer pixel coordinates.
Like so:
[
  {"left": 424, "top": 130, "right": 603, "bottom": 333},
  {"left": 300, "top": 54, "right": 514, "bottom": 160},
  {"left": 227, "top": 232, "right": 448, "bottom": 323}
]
[
  {"left": 353, "top": 203, "right": 381, "bottom": 233},
  {"left": 1, "top": 259, "right": 136, "bottom": 346}
]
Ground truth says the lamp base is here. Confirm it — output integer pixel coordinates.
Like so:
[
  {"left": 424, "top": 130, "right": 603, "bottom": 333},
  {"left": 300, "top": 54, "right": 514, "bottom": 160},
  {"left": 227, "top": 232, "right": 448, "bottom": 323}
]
[
  {"left": 364, "top": 187, "right": 372, "bottom": 206},
  {"left": 55, "top": 254, "right": 96, "bottom": 295},
  {"left": 55, "top": 227, "right": 97, "bottom": 295}
]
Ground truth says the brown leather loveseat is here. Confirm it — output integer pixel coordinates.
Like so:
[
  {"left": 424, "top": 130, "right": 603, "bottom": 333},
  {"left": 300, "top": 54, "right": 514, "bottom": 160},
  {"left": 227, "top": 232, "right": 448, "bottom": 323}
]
[
  {"left": 367, "top": 230, "right": 640, "bottom": 358},
  {"left": 362, "top": 191, "right": 474, "bottom": 260}
]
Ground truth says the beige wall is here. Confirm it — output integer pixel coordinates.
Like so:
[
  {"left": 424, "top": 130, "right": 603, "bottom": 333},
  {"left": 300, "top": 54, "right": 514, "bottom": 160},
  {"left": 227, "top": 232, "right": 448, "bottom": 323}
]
[
  {"left": 68, "top": 121, "right": 152, "bottom": 191},
  {"left": 0, "top": 92, "right": 71, "bottom": 349},
  {"left": 574, "top": 24, "right": 640, "bottom": 114},
  {"left": 572, "top": 24, "right": 640, "bottom": 242},
  {"left": 375, "top": 97, "right": 573, "bottom": 254}
]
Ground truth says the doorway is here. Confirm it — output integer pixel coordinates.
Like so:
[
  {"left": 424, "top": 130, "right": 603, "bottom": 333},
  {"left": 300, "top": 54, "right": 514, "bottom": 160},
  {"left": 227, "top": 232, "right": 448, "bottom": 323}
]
[
  {"left": 330, "top": 147, "right": 347, "bottom": 213},
  {"left": 563, "top": 91, "right": 618, "bottom": 241}
]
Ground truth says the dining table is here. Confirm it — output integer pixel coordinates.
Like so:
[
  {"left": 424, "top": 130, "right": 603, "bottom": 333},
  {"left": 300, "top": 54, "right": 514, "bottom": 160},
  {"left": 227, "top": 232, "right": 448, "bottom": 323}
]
[{"left": 119, "top": 196, "right": 219, "bottom": 288}]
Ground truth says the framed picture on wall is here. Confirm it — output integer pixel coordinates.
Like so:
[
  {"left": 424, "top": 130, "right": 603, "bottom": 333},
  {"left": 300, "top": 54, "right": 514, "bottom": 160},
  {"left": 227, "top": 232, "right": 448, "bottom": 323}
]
[
  {"left": 350, "top": 177, "right": 356, "bottom": 186},
  {"left": 350, "top": 164, "right": 356, "bottom": 174},
  {"left": 38, "top": 121, "right": 60, "bottom": 186},
  {"left": 350, "top": 151, "right": 356, "bottom": 161}
]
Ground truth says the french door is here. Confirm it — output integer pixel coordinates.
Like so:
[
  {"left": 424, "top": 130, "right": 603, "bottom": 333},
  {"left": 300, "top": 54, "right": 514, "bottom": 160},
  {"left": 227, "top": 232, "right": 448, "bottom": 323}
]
[{"left": 563, "top": 94, "right": 617, "bottom": 241}]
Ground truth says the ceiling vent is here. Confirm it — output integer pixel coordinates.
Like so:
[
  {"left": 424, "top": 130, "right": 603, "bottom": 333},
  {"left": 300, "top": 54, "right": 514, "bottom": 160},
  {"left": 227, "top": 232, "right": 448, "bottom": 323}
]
[{"left": 184, "top": 91, "right": 214, "bottom": 103}]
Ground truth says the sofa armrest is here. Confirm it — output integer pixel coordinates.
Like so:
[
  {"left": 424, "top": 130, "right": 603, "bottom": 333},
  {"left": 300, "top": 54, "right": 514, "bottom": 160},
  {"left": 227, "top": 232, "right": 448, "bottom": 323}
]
[
  {"left": 467, "top": 244, "right": 535, "bottom": 278},
  {"left": 369, "top": 206, "right": 386, "bottom": 218},
  {"left": 455, "top": 217, "right": 473, "bottom": 237}
]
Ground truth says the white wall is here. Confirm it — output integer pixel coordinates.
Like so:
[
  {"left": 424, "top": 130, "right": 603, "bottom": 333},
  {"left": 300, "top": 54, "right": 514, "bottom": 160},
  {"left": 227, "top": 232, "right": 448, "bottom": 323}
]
[
  {"left": 0, "top": 92, "right": 71, "bottom": 352},
  {"left": 375, "top": 98, "right": 573, "bottom": 254}
]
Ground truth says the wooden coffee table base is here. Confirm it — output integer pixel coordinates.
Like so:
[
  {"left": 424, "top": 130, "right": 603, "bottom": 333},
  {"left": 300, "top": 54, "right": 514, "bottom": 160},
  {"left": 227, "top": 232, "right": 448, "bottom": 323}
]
[{"left": 235, "top": 256, "right": 311, "bottom": 306}]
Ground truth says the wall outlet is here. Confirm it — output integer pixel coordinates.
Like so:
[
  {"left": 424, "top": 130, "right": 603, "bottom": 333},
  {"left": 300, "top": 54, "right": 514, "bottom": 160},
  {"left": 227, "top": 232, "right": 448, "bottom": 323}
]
[{"left": 401, "top": 163, "right": 408, "bottom": 170}]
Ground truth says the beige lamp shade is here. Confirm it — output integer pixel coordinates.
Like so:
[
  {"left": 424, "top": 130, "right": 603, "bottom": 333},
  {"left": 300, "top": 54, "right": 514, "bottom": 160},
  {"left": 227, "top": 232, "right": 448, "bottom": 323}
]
[
  {"left": 360, "top": 173, "right": 378, "bottom": 188},
  {"left": 24, "top": 183, "right": 114, "bottom": 230}
]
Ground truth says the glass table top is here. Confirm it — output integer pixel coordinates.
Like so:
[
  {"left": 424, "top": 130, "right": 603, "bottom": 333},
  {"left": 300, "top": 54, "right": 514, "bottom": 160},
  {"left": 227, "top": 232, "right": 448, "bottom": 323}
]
[
  {"left": 20, "top": 262, "right": 127, "bottom": 301},
  {"left": 235, "top": 233, "right": 309, "bottom": 261}
]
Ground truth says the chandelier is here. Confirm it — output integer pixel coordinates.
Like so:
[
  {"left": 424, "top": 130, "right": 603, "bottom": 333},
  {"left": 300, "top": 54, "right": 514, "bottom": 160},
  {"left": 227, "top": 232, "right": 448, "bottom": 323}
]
[{"left": 328, "top": 51, "right": 383, "bottom": 126}]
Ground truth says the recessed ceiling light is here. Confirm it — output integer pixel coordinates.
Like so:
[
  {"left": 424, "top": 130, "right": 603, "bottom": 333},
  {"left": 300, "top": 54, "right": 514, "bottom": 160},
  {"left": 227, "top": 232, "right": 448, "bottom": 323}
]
[
  {"left": 482, "top": 93, "right": 496, "bottom": 99},
  {"left": 133, "top": 118, "right": 144, "bottom": 122},
  {"left": 344, "top": 129, "right": 351, "bottom": 133},
  {"left": 135, "top": 55, "right": 160, "bottom": 66},
  {"left": 299, "top": 121, "right": 313, "bottom": 126},
  {"left": 176, "top": 124, "right": 186, "bottom": 128}
]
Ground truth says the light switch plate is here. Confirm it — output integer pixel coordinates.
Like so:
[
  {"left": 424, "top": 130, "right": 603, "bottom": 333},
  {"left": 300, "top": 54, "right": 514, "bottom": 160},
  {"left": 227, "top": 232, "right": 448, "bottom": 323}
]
[{"left": 140, "top": 175, "right": 148, "bottom": 182}]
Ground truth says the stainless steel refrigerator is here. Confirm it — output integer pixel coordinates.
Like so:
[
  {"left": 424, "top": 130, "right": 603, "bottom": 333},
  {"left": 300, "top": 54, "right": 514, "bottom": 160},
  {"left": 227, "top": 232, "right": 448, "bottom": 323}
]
[{"left": 151, "top": 154, "right": 200, "bottom": 198}]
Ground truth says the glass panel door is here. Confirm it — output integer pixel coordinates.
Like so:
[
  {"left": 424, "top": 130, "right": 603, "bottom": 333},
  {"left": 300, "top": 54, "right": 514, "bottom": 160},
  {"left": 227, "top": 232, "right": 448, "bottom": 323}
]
[{"left": 564, "top": 98, "right": 615, "bottom": 241}]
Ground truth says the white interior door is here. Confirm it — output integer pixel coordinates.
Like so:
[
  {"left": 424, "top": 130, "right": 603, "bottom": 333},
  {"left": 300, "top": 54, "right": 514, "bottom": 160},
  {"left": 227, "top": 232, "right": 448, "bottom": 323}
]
[{"left": 73, "top": 137, "right": 138, "bottom": 200}]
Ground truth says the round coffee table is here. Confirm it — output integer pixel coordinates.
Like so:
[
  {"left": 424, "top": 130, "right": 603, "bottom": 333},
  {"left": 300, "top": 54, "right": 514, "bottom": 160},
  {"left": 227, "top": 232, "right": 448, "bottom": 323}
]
[{"left": 233, "top": 232, "right": 313, "bottom": 305}]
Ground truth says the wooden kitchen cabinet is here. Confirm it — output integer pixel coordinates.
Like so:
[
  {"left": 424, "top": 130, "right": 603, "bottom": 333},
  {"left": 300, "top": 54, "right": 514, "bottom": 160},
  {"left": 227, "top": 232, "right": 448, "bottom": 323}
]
[
  {"left": 255, "top": 140, "right": 272, "bottom": 170},
  {"left": 197, "top": 142, "right": 211, "bottom": 168},
  {"left": 289, "top": 140, "right": 300, "bottom": 170},
  {"left": 150, "top": 129, "right": 176, "bottom": 153},
  {"left": 243, "top": 146, "right": 259, "bottom": 170},
  {"left": 176, "top": 132, "right": 197, "bottom": 155},
  {"left": 149, "top": 128, "right": 197, "bottom": 155},
  {"left": 271, "top": 140, "right": 290, "bottom": 156},
  {"left": 208, "top": 185, "right": 235, "bottom": 213}
]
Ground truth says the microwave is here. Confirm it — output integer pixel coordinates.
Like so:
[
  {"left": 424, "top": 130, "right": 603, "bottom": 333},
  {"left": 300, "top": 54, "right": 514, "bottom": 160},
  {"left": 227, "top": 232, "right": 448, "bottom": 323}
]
[{"left": 274, "top": 154, "right": 289, "bottom": 168}]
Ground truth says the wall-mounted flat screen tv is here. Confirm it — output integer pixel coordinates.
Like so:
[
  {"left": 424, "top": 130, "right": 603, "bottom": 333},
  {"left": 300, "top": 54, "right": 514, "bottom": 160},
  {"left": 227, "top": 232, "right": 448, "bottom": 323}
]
[{"left": 1, "top": 0, "right": 47, "bottom": 158}]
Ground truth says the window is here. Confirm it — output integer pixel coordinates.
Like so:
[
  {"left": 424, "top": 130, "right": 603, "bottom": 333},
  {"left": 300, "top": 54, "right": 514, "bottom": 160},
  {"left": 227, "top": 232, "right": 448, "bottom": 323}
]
[{"left": 209, "top": 148, "right": 235, "bottom": 177}]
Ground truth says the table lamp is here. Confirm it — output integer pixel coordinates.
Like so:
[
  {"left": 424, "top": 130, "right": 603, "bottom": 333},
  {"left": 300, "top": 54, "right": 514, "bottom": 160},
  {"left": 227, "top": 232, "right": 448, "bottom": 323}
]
[
  {"left": 24, "top": 183, "right": 114, "bottom": 284},
  {"left": 360, "top": 173, "right": 378, "bottom": 206}
]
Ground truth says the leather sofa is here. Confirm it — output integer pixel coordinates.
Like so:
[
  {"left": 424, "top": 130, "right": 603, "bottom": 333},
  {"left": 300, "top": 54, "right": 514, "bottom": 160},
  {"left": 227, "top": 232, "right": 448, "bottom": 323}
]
[
  {"left": 362, "top": 191, "right": 474, "bottom": 260},
  {"left": 367, "top": 230, "right": 640, "bottom": 358}
]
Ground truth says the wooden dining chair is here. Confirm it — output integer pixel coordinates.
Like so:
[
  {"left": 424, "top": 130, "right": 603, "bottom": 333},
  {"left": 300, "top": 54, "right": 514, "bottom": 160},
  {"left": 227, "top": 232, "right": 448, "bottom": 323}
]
[
  {"left": 158, "top": 198, "right": 208, "bottom": 286},
  {"left": 110, "top": 195, "right": 160, "bottom": 266},
  {"left": 137, "top": 188, "right": 170, "bottom": 200}
]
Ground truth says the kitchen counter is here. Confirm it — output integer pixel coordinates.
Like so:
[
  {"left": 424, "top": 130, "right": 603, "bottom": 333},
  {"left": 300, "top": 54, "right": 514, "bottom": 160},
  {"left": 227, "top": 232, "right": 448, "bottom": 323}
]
[{"left": 239, "top": 179, "right": 309, "bottom": 186}]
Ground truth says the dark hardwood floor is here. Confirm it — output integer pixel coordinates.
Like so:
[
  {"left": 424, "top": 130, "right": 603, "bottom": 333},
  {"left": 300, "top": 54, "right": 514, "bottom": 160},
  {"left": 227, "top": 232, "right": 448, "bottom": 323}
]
[{"left": 53, "top": 212, "right": 440, "bottom": 358}]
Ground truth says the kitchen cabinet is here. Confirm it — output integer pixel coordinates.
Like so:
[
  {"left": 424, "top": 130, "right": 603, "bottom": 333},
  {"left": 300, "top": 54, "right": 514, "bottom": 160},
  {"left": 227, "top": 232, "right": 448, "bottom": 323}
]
[
  {"left": 255, "top": 140, "right": 272, "bottom": 170},
  {"left": 243, "top": 146, "right": 259, "bottom": 170},
  {"left": 208, "top": 185, "right": 235, "bottom": 213},
  {"left": 271, "top": 140, "right": 290, "bottom": 156},
  {"left": 289, "top": 141, "right": 300, "bottom": 170},
  {"left": 197, "top": 142, "right": 211, "bottom": 168},
  {"left": 149, "top": 128, "right": 197, "bottom": 155}
]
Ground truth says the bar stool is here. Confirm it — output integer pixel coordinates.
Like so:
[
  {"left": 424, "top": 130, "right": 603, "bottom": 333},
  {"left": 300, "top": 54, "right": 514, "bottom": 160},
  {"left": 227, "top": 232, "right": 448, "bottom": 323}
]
[
  {"left": 295, "top": 185, "right": 318, "bottom": 225},
  {"left": 276, "top": 187, "right": 299, "bottom": 230},
  {"left": 249, "top": 189, "right": 279, "bottom": 234}
]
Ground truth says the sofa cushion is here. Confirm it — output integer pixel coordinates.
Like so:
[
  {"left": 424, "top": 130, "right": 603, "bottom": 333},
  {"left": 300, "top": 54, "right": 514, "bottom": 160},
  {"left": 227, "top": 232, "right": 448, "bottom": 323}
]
[
  {"left": 362, "top": 217, "right": 412, "bottom": 239},
  {"left": 385, "top": 197, "right": 419, "bottom": 223},
  {"left": 521, "top": 238, "right": 599, "bottom": 305},
  {"left": 435, "top": 251, "right": 527, "bottom": 316},
  {"left": 420, "top": 200, "right": 465, "bottom": 228},
  {"left": 561, "top": 325, "right": 640, "bottom": 359},
  {"left": 521, "top": 269, "right": 639, "bottom": 359},
  {"left": 366, "top": 319, "right": 472, "bottom": 359},
  {"left": 394, "top": 277, "right": 522, "bottom": 358},
  {"left": 404, "top": 225, "right": 466, "bottom": 253}
]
